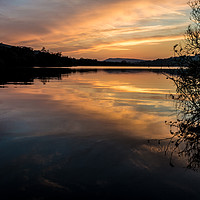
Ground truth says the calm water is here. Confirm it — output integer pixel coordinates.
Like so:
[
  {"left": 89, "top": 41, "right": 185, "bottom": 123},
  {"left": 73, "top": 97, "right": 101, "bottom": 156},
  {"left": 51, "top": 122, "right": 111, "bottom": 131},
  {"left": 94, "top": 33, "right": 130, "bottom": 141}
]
[{"left": 0, "top": 67, "right": 200, "bottom": 199}]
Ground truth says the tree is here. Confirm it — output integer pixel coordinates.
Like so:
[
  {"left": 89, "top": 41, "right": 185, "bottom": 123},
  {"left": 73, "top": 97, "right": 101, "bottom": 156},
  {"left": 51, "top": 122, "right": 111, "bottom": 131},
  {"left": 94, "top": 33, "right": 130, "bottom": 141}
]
[
  {"left": 164, "top": 0, "right": 200, "bottom": 170},
  {"left": 175, "top": 0, "right": 200, "bottom": 59},
  {"left": 186, "top": 0, "right": 200, "bottom": 55}
]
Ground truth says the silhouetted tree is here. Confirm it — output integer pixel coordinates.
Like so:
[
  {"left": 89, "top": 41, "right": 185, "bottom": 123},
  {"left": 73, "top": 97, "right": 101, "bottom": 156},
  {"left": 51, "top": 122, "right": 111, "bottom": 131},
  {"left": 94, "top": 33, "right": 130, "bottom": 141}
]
[
  {"left": 165, "top": 0, "right": 200, "bottom": 170},
  {"left": 174, "top": 0, "right": 200, "bottom": 65}
]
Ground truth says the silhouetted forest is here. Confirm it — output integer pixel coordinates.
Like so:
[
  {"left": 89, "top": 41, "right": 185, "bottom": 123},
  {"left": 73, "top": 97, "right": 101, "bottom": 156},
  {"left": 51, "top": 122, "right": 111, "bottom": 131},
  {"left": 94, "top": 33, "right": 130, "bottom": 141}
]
[
  {"left": 0, "top": 43, "right": 182, "bottom": 68},
  {"left": 0, "top": 43, "right": 102, "bottom": 67}
]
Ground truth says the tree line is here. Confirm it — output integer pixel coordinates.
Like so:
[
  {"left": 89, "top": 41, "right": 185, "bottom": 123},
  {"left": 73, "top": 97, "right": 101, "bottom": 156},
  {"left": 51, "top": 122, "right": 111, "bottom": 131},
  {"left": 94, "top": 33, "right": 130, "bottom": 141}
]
[
  {"left": 0, "top": 44, "right": 103, "bottom": 68},
  {"left": 0, "top": 43, "right": 183, "bottom": 68}
]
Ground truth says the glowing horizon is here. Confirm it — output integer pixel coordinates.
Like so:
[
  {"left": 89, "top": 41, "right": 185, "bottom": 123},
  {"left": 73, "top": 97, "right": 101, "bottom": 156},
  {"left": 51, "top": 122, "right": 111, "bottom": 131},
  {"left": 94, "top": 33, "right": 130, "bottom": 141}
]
[{"left": 0, "top": 0, "right": 190, "bottom": 60}]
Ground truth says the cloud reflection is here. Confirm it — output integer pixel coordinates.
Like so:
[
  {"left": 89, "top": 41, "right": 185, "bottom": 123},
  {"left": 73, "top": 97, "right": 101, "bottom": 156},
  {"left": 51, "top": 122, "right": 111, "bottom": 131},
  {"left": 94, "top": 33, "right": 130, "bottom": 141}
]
[
  {"left": 0, "top": 71, "right": 176, "bottom": 139},
  {"left": 1, "top": 70, "right": 199, "bottom": 199}
]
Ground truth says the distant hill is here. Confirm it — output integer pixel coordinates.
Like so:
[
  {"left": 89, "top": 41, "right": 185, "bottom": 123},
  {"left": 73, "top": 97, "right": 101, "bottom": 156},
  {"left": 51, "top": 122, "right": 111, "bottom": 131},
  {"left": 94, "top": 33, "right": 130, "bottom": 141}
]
[
  {"left": 104, "top": 56, "right": 199, "bottom": 67},
  {"left": 0, "top": 42, "right": 194, "bottom": 68},
  {"left": 104, "top": 58, "right": 147, "bottom": 63}
]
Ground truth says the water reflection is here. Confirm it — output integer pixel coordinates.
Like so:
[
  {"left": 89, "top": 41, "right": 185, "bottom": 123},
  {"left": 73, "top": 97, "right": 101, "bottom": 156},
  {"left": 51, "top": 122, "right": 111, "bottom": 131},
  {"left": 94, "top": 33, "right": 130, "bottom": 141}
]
[
  {"left": 1, "top": 67, "right": 200, "bottom": 199},
  {"left": 0, "top": 68, "right": 175, "bottom": 139},
  {"left": 165, "top": 67, "right": 200, "bottom": 171},
  {"left": 0, "top": 67, "right": 175, "bottom": 85}
]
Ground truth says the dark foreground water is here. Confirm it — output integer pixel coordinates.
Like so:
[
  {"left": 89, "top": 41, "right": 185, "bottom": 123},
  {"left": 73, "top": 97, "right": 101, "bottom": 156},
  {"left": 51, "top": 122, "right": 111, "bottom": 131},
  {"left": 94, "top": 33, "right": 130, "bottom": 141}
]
[{"left": 0, "top": 67, "right": 200, "bottom": 199}]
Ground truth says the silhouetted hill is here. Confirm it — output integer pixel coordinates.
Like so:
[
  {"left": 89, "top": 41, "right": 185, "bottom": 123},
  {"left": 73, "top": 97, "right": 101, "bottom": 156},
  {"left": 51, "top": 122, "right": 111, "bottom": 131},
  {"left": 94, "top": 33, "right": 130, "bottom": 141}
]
[
  {"left": 0, "top": 43, "right": 101, "bottom": 68},
  {"left": 0, "top": 42, "right": 188, "bottom": 68},
  {"left": 104, "top": 58, "right": 146, "bottom": 63},
  {"left": 137, "top": 57, "right": 179, "bottom": 66},
  {"left": 105, "top": 56, "right": 200, "bottom": 67}
]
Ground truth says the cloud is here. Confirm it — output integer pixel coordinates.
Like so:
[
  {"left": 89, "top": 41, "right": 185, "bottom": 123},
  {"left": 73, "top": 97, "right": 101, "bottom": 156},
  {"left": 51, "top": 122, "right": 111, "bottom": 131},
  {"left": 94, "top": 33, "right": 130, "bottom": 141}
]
[{"left": 0, "top": 0, "right": 190, "bottom": 59}]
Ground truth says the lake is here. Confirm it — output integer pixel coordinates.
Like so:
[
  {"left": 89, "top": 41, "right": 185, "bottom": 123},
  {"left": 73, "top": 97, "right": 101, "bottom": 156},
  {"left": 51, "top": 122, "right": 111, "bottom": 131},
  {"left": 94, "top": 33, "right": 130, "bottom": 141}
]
[{"left": 0, "top": 67, "right": 200, "bottom": 199}]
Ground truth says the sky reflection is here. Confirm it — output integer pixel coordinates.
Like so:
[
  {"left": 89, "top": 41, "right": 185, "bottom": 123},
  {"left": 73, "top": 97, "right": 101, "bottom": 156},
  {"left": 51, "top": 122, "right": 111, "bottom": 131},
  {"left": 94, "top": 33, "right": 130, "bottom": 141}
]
[
  {"left": 0, "top": 70, "right": 175, "bottom": 139},
  {"left": 1, "top": 69, "right": 200, "bottom": 199}
]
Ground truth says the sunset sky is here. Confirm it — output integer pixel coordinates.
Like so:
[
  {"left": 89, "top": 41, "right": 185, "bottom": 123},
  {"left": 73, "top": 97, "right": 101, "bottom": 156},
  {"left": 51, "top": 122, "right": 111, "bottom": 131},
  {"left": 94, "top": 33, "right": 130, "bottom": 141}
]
[{"left": 0, "top": 0, "right": 190, "bottom": 60}]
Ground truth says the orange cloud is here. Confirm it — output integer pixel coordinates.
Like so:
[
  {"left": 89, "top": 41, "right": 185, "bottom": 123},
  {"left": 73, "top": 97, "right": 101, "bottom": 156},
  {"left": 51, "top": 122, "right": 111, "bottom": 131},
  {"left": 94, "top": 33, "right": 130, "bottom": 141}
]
[{"left": 0, "top": 0, "right": 190, "bottom": 59}]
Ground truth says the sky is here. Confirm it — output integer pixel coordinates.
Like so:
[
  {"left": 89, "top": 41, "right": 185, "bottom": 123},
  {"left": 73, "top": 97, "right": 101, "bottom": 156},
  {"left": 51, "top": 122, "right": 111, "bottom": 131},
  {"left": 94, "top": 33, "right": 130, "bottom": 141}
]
[{"left": 0, "top": 0, "right": 191, "bottom": 60}]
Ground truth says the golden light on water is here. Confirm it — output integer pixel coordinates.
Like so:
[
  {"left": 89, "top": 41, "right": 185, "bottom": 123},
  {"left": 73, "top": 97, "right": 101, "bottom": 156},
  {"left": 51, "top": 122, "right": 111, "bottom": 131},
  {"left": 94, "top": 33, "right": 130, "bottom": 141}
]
[{"left": 2, "top": 71, "right": 176, "bottom": 139}]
